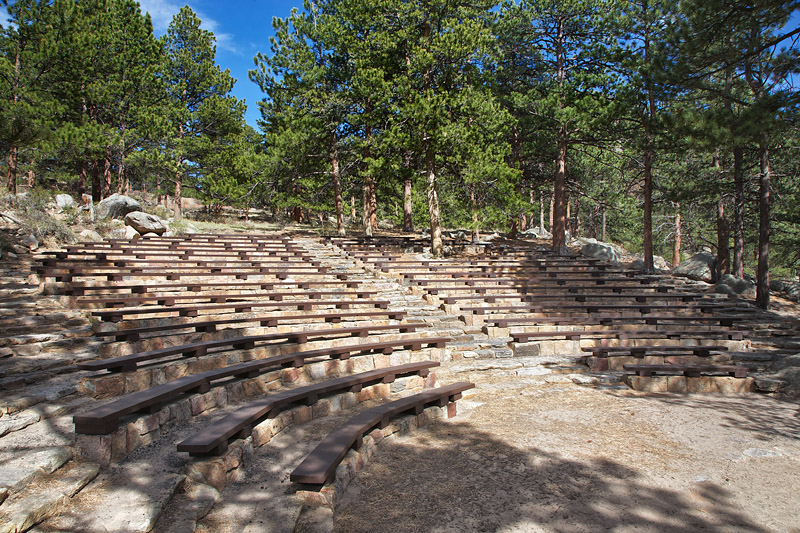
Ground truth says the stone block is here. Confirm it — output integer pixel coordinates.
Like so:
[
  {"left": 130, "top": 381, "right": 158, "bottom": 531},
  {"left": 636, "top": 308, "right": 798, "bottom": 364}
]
[
  {"left": 164, "top": 363, "right": 189, "bottom": 382},
  {"left": 293, "top": 405, "right": 313, "bottom": 425},
  {"left": 714, "top": 377, "right": 755, "bottom": 394},
  {"left": 242, "top": 379, "right": 266, "bottom": 398},
  {"left": 666, "top": 376, "right": 688, "bottom": 393},
  {"left": 226, "top": 382, "right": 246, "bottom": 404},
  {"left": 312, "top": 398, "right": 332, "bottom": 419},
  {"left": 251, "top": 422, "right": 272, "bottom": 447},
  {"left": 351, "top": 356, "right": 375, "bottom": 374},
  {"left": 81, "top": 375, "right": 125, "bottom": 399},
  {"left": 626, "top": 375, "right": 669, "bottom": 393},
  {"left": 171, "top": 400, "right": 192, "bottom": 424},
  {"left": 686, "top": 376, "right": 714, "bottom": 393},
  {"left": 75, "top": 434, "right": 112, "bottom": 466},
  {"left": 308, "top": 362, "right": 327, "bottom": 381},
  {"left": 223, "top": 445, "right": 243, "bottom": 471},
  {"left": 189, "top": 395, "right": 206, "bottom": 416},
  {"left": 189, "top": 458, "right": 228, "bottom": 491},
  {"left": 281, "top": 367, "right": 302, "bottom": 383}
]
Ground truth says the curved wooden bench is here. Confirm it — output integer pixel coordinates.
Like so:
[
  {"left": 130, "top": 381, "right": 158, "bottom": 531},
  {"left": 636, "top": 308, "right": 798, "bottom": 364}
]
[
  {"left": 76, "top": 290, "right": 378, "bottom": 308},
  {"left": 582, "top": 345, "right": 729, "bottom": 358},
  {"left": 73, "top": 337, "right": 450, "bottom": 435},
  {"left": 92, "top": 299, "right": 390, "bottom": 322},
  {"left": 177, "top": 361, "right": 440, "bottom": 456},
  {"left": 623, "top": 364, "right": 748, "bottom": 378},
  {"left": 65, "top": 279, "right": 362, "bottom": 296},
  {"left": 94, "top": 310, "right": 409, "bottom": 342},
  {"left": 487, "top": 314, "right": 744, "bottom": 328},
  {"left": 462, "top": 302, "right": 747, "bottom": 316},
  {"left": 290, "top": 382, "right": 475, "bottom": 486},
  {"left": 511, "top": 328, "right": 745, "bottom": 343},
  {"left": 82, "top": 324, "right": 425, "bottom": 372}
]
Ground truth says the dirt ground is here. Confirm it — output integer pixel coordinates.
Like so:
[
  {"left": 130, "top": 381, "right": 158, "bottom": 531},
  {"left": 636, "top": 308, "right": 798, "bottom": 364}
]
[{"left": 334, "top": 372, "right": 800, "bottom": 533}]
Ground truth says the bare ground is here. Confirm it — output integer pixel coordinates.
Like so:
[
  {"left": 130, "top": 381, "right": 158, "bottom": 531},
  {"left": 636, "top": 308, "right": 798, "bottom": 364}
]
[{"left": 335, "top": 372, "right": 800, "bottom": 533}]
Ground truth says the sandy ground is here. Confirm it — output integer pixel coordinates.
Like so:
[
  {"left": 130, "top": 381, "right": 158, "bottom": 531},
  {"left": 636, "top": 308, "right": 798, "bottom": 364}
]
[{"left": 334, "top": 372, "right": 800, "bottom": 533}]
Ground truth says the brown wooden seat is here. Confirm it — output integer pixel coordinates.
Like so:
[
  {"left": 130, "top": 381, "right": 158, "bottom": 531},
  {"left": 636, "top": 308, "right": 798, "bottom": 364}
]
[
  {"left": 486, "top": 314, "right": 745, "bottom": 328},
  {"left": 623, "top": 364, "right": 748, "bottom": 378},
  {"left": 290, "top": 382, "right": 474, "bottom": 486},
  {"left": 64, "top": 279, "right": 362, "bottom": 296},
  {"left": 177, "top": 361, "right": 440, "bottom": 456},
  {"left": 94, "top": 310, "right": 409, "bottom": 342},
  {"left": 83, "top": 324, "right": 425, "bottom": 372},
  {"left": 582, "top": 345, "right": 729, "bottom": 358},
  {"left": 511, "top": 328, "right": 745, "bottom": 343},
  {"left": 462, "top": 302, "right": 746, "bottom": 316},
  {"left": 76, "top": 290, "right": 378, "bottom": 308},
  {"left": 73, "top": 337, "right": 450, "bottom": 435},
  {"left": 91, "top": 299, "right": 390, "bottom": 322}
]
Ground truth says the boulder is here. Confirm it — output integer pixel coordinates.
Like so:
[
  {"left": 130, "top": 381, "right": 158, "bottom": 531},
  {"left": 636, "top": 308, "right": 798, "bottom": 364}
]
[
  {"left": 714, "top": 274, "right": 756, "bottom": 298},
  {"left": 631, "top": 255, "right": 670, "bottom": 271},
  {"left": 522, "top": 226, "right": 551, "bottom": 238},
  {"left": 580, "top": 242, "right": 620, "bottom": 263},
  {"left": 24, "top": 234, "right": 38, "bottom": 250},
  {"left": 124, "top": 211, "right": 167, "bottom": 236},
  {"left": 79, "top": 229, "right": 103, "bottom": 242},
  {"left": 673, "top": 253, "right": 716, "bottom": 282},
  {"left": 377, "top": 219, "right": 394, "bottom": 230},
  {"left": 96, "top": 194, "right": 141, "bottom": 220},
  {"left": 124, "top": 225, "right": 140, "bottom": 240},
  {"left": 55, "top": 194, "right": 76, "bottom": 211}
]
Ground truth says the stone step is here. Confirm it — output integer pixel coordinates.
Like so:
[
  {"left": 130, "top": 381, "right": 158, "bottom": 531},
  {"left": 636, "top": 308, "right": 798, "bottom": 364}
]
[{"left": 0, "top": 462, "right": 99, "bottom": 533}]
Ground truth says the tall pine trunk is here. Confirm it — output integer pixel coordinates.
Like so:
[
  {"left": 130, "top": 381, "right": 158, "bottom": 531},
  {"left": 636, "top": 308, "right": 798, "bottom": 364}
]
[
  {"left": 756, "top": 138, "right": 770, "bottom": 309},
  {"left": 331, "top": 134, "right": 345, "bottom": 236},
  {"left": 732, "top": 146, "right": 745, "bottom": 277},
  {"left": 471, "top": 185, "right": 480, "bottom": 243},
  {"left": 403, "top": 175, "right": 414, "bottom": 232},
  {"left": 673, "top": 203, "right": 681, "bottom": 267},
  {"left": 425, "top": 148, "right": 443, "bottom": 257},
  {"left": 552, "top": 17, "right": 567, "bottom": 254},
  {"left": 6, "top": 147, "right": 18, "bottom": 194}
]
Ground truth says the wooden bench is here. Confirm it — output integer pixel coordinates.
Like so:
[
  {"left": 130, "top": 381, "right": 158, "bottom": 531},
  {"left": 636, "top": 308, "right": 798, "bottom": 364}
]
[
  {"left": 290, "top": 381, "right": 475, "bottom": 486},
  {"left": 462, "top": 302, "right": 745, "bottom": 316},
  {"left": 73, "top": 337, "right": 450, "bottom": 435},
  {"left": 65, "top": 279, "right": 362, "bottom": 296},
  {"left": 177, "top": 361, "right": 440, "bottom": 456},
  {"left": 45, "top": 269, "right": 347, "bottom": 283},
  {"left": 582, "top": 345, "right": 729, "bottom": 358},
  {"left": 91, "top": 299, "right": 390, "bottom": 323},
  {"left": 437, "top": 293, "right": 708, "bottom": 305},
  {"left": 623, "top": 364, "right": 748, "bottom": 378},
  {"left": 82, "top": 324, "right": 426, "bottom": 372},
  {"left": 76, "top": 290, "right": 379, "bottom": 308},
  {"left": 511, "top": 328, "right": 745, "bottom": 343},
  {"left": 486, "top": 314, "right": 745, "bottom": 328},
  {"left": 94, "top": 310, "right": 409, "bottom": 342}
]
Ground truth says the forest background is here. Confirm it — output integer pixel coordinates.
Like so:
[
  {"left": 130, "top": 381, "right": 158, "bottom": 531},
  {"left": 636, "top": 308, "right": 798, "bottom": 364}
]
[{"left": 1, "top": 0, "right": 799, "bottom": 310}]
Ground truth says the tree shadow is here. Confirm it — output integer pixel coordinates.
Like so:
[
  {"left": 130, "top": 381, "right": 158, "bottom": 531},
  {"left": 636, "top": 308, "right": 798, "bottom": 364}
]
[{"left": 334, "top": 421, "right": 769, "bottom": 533}]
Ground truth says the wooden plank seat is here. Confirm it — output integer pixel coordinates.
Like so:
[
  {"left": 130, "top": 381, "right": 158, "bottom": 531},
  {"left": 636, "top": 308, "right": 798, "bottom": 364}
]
[
  {"left": 48, "top": 269, "right": 349, "bottom": 283},
  {"left": 406, "top": 273, "right": 658, "bottom": 284},
  {"left": 94, "top": 311, "right": 409, "bottom": 342},
  {"left": 461, "top": 302, "right": 747, "bottom": 316},
  {"left": 39, "top": 263, "right": 327, "bottom": 276},
  {"left": 622, "top": 364, "right": 748, "bottom": 378},
  {"left": 290, "top": 381, "right": 475, "bottom": 486},
  {"left": 36, "top": 256, "right": 319, "bottom": 269},
  {"left": 177, "top": 361, "right": 440, "bottom": 456},
  {"left": 72, "top": 337, "right": 450, "bottom": 435},
  {"left": 92, "top": 299, "right": 391, "bottom": 322},
  {"left": 582, "top": 345, "right": 729, "bottom": 358},
  {"left": 511, "top": 328, "right": 746, "bottom": 343},
  {"left": 487, "top": 314, "right": 746, "bottom": 328},
  {"left": 76, "top": 290, "right": 379, "bottom": 308},
  {"left": 54, "top": 243, "right": 303, "bottom": 255},
  {"left": 65, "top": 279, "right": 362, "bottom": 296},
  {"left": 83, "top": 323, "right": 426, "bottom": 372},
  {"left": 422, "top": 283, "right": 673, "bottom": 295},
  {"left": 437, "top": 292, "right": 709, "bottom": 305}
]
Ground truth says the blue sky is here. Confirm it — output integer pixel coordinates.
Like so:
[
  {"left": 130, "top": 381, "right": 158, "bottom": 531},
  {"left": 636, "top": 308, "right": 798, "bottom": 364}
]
[{"left": 138, "top": 0, "right": 303, "bottom": 128}]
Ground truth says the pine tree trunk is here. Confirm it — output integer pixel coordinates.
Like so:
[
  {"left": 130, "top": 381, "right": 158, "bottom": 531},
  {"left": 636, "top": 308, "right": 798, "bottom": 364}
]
[
  {"left": 716, "top": 197, "right": 730, "bottom": 280},
  {"left": 732, "top": 146, "right": 745, "bottom": 278},
  {"left": 602, "top": 209, "right": 607, "bottom": 242},
  {"left": 78, "top": 160, "right": 87, "bottom": 198},
  {"left": 403, "top": 175, "right": 414, "bottom": 232},
  {"left": 471, "top": 185, "right": 480, "bottom": 242},
  {"left": 673, "top": 203, "right": 681, "bottom": 267},
  {"left": 350, "top": 196, "right": 356, "bottom": 220},
  {"left": 362, "top": 182, "right": 373, "bottom": 238},
  {"left": 6, "top": 147, "right": 18, "bottom": 194},
  {"left": 553, "top": 127, "right": 567, "bottom": 253},
  {"left": 539, "top": 190, "right": 545, "bottom": 232},
  {"left": 642, "top": 149, "right": 654, "bottom": 273},
  {"left": 174, "top": 121, "right": 184, "bottom": 218},
  {"left": 26, "top": 159, "right": 34, "bottom": 188},
  {"left": 103, "top": 150, "right": 112, "bottom": 199},
  {"left": 331, "top": 136, "right": 345, "bottom": 237},
  {"left": 756, "top": 138, "right": 770, "bottom": 309},
  {"left": 92, "top": 162, "right": 102, "bottom": 202},
  {"left": 549, "top": 193, "right": 554, "bottom": 231},
  {"left": 426, "top": 149, "right": 443, "bottom": 257}
]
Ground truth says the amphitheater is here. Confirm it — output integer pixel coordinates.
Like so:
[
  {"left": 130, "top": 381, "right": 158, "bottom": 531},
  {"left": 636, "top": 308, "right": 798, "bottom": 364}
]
[{"left": 0, "top": 229, "right": 799, "bottom": 532}]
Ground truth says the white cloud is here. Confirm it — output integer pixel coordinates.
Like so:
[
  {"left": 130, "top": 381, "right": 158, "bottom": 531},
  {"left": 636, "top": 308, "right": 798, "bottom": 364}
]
[{"left": 137, "top": 0, "right": 240, "bottom": 54}]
